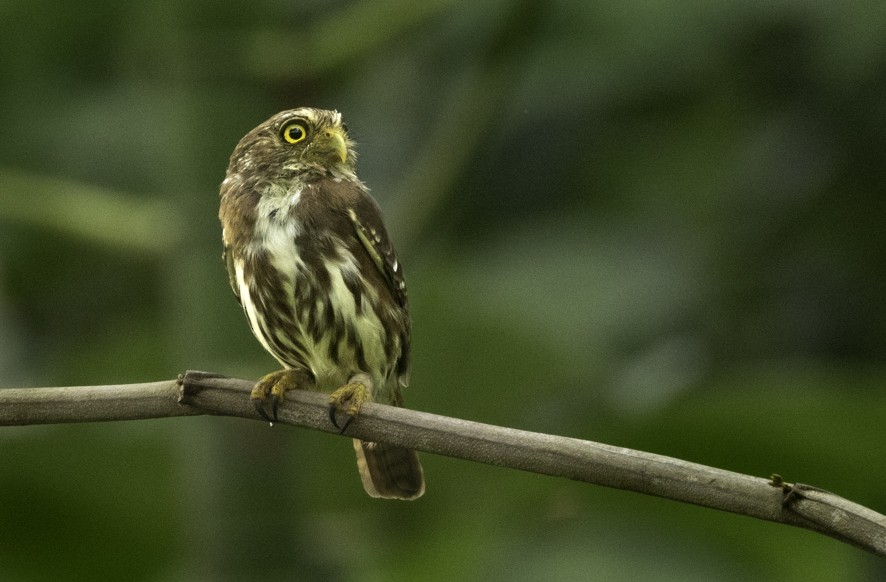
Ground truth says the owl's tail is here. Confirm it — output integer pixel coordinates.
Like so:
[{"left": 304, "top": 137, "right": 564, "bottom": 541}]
[{"left": 353, "top": 439, "right": 425, "bottom": 500}]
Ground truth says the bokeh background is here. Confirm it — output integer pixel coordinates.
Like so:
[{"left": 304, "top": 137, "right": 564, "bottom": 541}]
[{"left": 1, "top": 0, "right": 885, "bottom": 579}]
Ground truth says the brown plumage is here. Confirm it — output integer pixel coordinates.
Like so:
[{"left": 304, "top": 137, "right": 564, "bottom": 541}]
[{"left": 219, "top": 108, "right": 423, "bottom": 499}]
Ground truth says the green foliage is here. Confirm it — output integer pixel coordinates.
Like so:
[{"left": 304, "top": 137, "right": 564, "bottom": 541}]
[{"left": 1, "top": 0, "right": 885, "bottom": 579}]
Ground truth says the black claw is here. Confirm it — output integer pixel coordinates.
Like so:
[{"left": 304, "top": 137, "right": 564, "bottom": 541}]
[
  {"left": 254, "top": 399, "right": 273, "bottom": 423},
  {"left": 337, "top": 415, "right": 354, "bottom": 434},
  {"left": 271, "top": 395, "right": 280, "bottom": 422},
  {"left": 328, "top": 405, "right": 354, "bottom": 433},
  {"left": 329, "top": 404, "right": 341, "bottom": 429}
]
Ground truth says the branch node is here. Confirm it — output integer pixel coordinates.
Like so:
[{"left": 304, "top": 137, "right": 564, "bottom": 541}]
[
  {"left": 768, "top": 473, "right": 793, "bottom": 494},
  {"left": 780, "top": 482, "right": 830, "bottom": 508},
  {"left": 178, "top": 370, "right": 230, "bottom": 405}
]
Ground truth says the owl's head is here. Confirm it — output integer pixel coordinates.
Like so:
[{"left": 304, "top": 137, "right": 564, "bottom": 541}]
[{"left": 227, "top": 107, "right": 357, "bottom": 181}]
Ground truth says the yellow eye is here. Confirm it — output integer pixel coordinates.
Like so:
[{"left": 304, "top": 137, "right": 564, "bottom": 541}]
[{"left": 281, "top": 122, "right": 307, "bottom": 144}]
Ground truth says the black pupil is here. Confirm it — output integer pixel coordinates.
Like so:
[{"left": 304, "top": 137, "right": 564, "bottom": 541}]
[{"left": 287, "top": 126, "right": 303, "bottom": 140}]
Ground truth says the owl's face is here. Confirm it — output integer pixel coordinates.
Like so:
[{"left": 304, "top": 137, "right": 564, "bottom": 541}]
[{"left": 227, "top": 107, "right": 356, "bottom": 181}]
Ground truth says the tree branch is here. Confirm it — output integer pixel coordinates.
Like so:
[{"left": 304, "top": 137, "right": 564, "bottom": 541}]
[{"left": 1, "top": 370, "right": 884, "bottom": 556}]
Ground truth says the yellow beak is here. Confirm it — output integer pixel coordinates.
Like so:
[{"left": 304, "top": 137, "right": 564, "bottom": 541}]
[{"left": 322, "top": 128, "right": 348, "bottom": 163}]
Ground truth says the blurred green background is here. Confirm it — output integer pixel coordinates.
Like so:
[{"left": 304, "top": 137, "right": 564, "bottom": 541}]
[{"left": 1, "top": 0, "right": 885, "bottom": 579}]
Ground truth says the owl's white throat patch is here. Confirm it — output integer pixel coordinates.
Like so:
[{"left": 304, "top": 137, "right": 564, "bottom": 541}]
[{"left": 249, "top": 189, "right": 304, "bottom": 259}]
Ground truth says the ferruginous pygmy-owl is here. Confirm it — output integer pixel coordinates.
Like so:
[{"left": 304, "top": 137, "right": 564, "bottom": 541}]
[{"left": 218, "top": 108, "right": 424, "bottom": 500}]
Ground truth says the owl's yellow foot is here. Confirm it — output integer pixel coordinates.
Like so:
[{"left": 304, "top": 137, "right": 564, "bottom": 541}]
[
  {"left": 251, "top": 369, "right": 311, "bottom": 424},
  {"left": 328, "top": 374, "right": 373, "bottom": 433}
]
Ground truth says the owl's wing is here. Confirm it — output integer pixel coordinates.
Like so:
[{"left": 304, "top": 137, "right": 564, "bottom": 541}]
[
  {"left": 347, "top": 198, "right": 411, "bottom": 388},
  {"left": 347, "top": 207, "right": 408, "bottom": 311},
  {"left": 223, "top": 244, "right": 241, "bottom": 305},
  {"left": 219, "top": 173, "right": 247, "bottom": 306}
]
